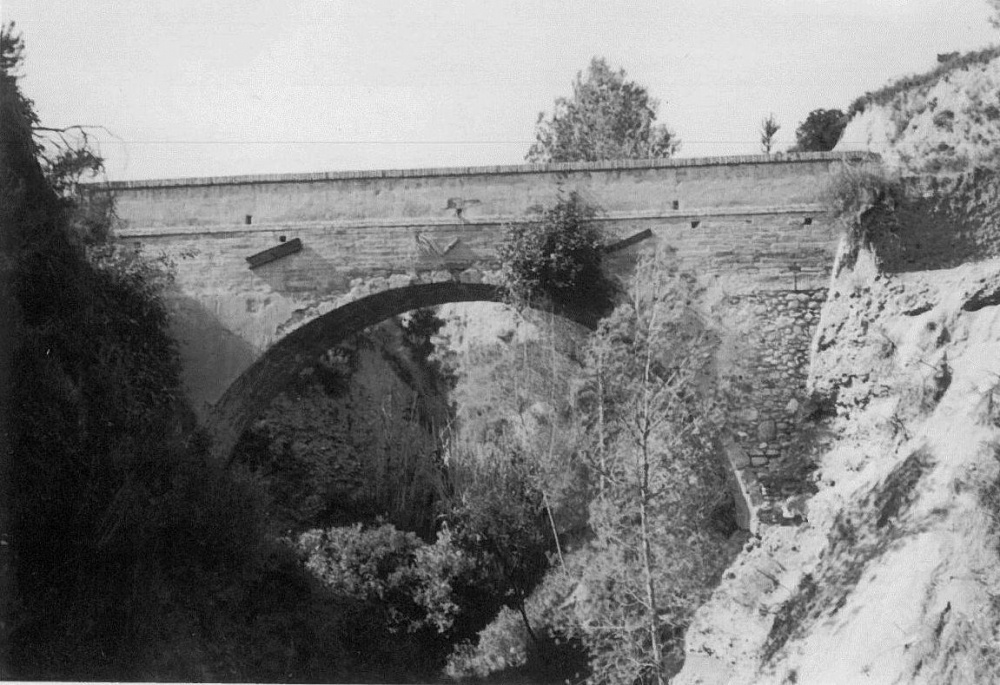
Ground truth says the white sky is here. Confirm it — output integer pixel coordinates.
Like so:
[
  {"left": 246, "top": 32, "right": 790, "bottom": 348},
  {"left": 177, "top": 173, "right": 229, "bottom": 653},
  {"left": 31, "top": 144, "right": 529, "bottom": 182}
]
[{"left": 4, "top": 0, "right": 997, "bottom": 180}]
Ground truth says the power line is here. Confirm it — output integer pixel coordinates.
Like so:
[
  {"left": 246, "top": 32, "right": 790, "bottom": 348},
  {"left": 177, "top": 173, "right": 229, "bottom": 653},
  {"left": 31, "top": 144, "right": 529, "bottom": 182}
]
[{"left": 97, "top": 139, "right": 872, "bottom": 146}]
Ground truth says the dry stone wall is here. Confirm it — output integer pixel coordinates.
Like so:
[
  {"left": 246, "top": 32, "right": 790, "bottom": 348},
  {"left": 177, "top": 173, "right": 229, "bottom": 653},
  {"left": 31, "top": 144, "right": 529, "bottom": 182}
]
[
  {"left": 717, "top": 288, "right": 827, "bottom": 525},
  {"left": 726, "top": 288, "right": 826, "bottom": 463}
]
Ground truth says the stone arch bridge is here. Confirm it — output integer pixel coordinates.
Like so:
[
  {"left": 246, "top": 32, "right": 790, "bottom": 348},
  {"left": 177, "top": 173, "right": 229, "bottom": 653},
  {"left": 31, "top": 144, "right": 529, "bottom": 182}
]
[{"left": 102, "top": 152, "right": 866, "bottom": 525}]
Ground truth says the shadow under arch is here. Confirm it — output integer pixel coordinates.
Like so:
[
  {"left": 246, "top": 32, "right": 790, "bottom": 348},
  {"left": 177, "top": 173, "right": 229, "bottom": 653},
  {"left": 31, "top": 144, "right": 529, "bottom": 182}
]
[{"left": 208, "top": 281, "right": 601, "bottom": 462}]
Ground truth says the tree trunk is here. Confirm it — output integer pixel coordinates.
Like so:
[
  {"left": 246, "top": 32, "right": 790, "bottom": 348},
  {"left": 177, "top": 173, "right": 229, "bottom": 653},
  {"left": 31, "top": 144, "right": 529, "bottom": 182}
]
[
  {"left": 638, "top": 495, "right": 664, "bottom": 685},
  {"left": 516, "top": 595, "right": 540, "bottom": 646},
  {"left": 486, "top": 535, "right": 540, "bottom": 646},
  {"left": 597, "top": 355, "right": 607, "bottom": 498}
]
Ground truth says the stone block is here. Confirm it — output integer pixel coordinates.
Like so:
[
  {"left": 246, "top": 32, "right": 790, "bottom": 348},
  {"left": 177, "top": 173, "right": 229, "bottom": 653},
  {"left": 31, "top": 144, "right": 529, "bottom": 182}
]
[
  {"left": 730, "top": 449, "right": 751, "bottom": 468},
  {"left": 758, "top": 418, "right": 777, "bottom": 440}
]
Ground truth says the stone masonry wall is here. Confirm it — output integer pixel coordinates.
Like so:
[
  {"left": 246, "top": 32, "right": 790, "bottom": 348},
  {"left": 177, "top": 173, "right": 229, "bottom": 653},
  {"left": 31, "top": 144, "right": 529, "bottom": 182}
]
[
  {"left": 101, "top": 153, "right": 867, "bottom": 514},
  {"left": 102, "top": 153, "right": 859, "bottom": 418},
  {"left": 726, "top": 288, "right": 826, "bottom": 462},
  {"left": 719, "top": 287, "right": 827, "bottom": 524}
]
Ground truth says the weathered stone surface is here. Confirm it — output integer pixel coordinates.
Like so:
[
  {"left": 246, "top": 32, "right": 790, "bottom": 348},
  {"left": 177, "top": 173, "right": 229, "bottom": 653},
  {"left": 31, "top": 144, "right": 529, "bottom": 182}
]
[{"left": 758, "top": 419, "right": 778, "bottom": 441}]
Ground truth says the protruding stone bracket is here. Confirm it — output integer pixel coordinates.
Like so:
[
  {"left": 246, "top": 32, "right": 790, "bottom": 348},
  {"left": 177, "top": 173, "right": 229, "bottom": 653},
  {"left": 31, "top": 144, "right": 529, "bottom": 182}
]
[
  {"left": 246, "top": 238, "right": 303, "bottom": 269},
  {"left": 605, "top": 228, "right": 653, "bottom": 253}
]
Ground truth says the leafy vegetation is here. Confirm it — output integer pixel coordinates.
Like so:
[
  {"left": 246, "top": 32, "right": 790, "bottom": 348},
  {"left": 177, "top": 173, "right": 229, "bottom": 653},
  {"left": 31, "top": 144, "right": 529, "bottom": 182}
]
[
  {"left": 790, "top": 108, "right": 848, "bottom": 152},
  {"left": 297, "top": 522, "right": 470, "bottom": 634},
  {"left": 450, "top": 252, "right": 736, "bottom": 685},
  {"left": 526, "top": 57, "right": 679, "bottom": 163},
  {"left": 823, "top": 161, "right": 905, "bottom": 220},
  {"left": 4, "top": 22, "right": 264, "bottom": 678},
  {"left": 574, "top": 254, "right": 729, "bottom": 683},
  {"left": 446, "top": 438, "right": 553, "bottom": 643},
  {"left": 4, "top": 25, "right": 737, "bottom": 684},
  {"left": 1, "top": 25, "right": 469, "bottom": 682},
  {"left": 760, "top": 113, "right": 781, "bottom": 154},
  {"left": 823, "top": 160, "right": 906, "bottom": 270},
  {"left": 846, "top": 46, "right": 1000, "bottom": 119},
  {"left": 498, "top": 191, "right": 615, "bottom": 315}
]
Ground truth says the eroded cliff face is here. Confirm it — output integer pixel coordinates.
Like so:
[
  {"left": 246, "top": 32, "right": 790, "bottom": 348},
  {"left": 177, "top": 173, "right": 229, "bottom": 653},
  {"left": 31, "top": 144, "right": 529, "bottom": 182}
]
[
  {"left": 674, "top": 247, "right": 1000, "bottom": 684},
  {"left": 837, "top": 50, "right": 1000, "bottom": 173}
]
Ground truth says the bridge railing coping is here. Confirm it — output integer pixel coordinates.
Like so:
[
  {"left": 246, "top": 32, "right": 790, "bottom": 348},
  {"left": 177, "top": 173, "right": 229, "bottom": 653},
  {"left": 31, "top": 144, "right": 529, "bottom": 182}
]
[{"left": 90, "top": 151, "right": 877, "bottom": 191}]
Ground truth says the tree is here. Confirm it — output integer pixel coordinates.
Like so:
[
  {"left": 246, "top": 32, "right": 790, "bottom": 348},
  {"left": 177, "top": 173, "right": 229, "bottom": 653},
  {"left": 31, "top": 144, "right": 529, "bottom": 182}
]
[
  {"left": 526, "top": 57, "right": 679, "bottom": 163},
  {"left": 759, "top": 113, "right": 781, "bottom": 154},
  {"left": 447, "top": 438, "right": 551, "bottom": 646},
  {"left": 576, "top": 252, "right": 727, "bottom": 685},
  {"left": 790, "top": 108, "right": 848, "bottom": 152},
  {"left": 988, "top": 0, "right": 1000, "bottom": 28}
]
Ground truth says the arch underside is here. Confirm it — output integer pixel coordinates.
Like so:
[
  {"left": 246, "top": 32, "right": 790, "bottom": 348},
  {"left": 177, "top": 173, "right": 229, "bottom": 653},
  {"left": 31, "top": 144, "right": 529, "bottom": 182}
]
[{"left": 208, "top": 281, "right": 598, "bottom": 462}]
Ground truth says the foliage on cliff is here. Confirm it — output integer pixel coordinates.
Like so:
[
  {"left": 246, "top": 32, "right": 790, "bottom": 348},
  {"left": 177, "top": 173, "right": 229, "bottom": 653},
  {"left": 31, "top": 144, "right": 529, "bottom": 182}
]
[
  {"left": 837, "top": 46, "right": 1000, "bottom": 172},
  {"left": 1, "top": 26, "right": 466, "bottom": 682},
  {"left": 498, "top": 191, "right": 614, "bottom": 315},
  {"left": 526, "top": 57, "right": 679, "bottom": 163},
  {"left": 823, "top": 160, "right": 906, "bottom": 271},
  {"left": 4, "top": 23, "right": 261, "bottom": 678}
]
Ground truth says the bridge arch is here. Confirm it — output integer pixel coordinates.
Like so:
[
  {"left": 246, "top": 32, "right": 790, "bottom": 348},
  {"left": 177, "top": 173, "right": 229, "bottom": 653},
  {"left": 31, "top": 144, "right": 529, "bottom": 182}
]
[{"left": 207, "top": 281, "right": 598, "bottom": 462}]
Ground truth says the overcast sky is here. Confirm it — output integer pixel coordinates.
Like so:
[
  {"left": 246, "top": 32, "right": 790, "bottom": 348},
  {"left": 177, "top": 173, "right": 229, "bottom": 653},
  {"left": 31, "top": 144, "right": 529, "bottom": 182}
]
[{"left": 4, "top": 0, "right": 997, "bottom": 180}]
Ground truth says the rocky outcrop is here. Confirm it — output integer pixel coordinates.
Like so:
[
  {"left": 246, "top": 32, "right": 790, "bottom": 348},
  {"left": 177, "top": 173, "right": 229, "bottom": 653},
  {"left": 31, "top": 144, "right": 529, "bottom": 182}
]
[
  {"left": 673, "top": 249, "right": 1000, "bottom": 684},
  {"left": 837, "top": 49, "right": 1000, "bottom": 173}
]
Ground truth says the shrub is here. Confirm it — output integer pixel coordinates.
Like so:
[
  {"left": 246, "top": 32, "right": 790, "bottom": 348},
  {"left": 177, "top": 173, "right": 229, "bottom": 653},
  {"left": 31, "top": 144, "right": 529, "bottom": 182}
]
[
  {"left": 296, "top": 521, "right": 471, "bottom": 635},
  {"left": 445, "top": 607, "right": 532, "bottom": 678},
  {"left": 498, "top": 191, "right": 614, "bottom": 313},
  {"left": 823, "top": 161, "right": 906, "bottom": 270},
  {"left": 823, "top": 161, "right": 904, "bottom": 220}
]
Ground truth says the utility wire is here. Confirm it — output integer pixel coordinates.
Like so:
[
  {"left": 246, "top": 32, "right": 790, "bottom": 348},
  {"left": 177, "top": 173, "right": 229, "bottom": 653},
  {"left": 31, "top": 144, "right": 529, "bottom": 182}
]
[{"left": 97, "top": 139, "right": 872, "bottom": 145}]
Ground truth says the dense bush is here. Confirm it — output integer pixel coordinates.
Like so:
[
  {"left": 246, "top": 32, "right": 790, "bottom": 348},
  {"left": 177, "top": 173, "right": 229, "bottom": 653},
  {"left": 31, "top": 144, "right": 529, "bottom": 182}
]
[
  {"left": 823, "top": 161, "right": 906, "bottom": 270},
  {"left": 498, "top": 191, "right": 614, "bottom": 314},
  {"left": 297, "top": 521, "right": 470, "bottom": 635},
  {"left": 789, "top": 108, "right": 848, "bottom": 152},
  {"left": 446, "top": 440, "right": 553, "bottom": 636},
  {"left": 823, "top": 161, "right": 904, "bottom": 220}
]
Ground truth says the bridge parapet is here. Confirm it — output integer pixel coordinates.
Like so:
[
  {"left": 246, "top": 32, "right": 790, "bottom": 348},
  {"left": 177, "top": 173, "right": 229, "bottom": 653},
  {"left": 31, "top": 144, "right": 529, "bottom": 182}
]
[{"left": 102, "top": 153, "right": 869, "bottom": 526}]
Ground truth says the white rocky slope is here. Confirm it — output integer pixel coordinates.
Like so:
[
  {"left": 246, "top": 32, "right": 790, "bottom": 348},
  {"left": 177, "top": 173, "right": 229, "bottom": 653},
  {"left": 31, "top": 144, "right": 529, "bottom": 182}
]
[
  {"left": 674, "top": 248, "right": 1000, "bottom": 684},
  {"left": 836, "top": 50, "right": 1000, "bottom": 173}
]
